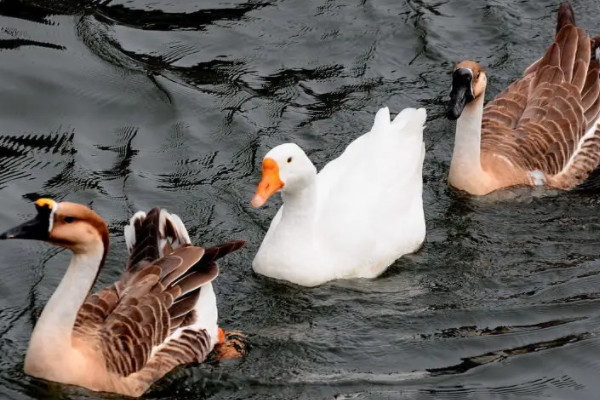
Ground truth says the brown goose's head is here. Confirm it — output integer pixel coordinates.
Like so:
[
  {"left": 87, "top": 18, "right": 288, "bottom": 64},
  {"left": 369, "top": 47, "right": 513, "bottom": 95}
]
[
  {"left": 446, "top": 61, "right": 487, "bottom": 120},
  {"left": 0, "top": 198, "right": 109, "bottom": 254}
]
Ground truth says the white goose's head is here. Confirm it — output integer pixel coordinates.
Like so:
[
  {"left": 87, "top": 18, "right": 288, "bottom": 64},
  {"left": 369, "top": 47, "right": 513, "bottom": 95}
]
[
  {"left": 251, "top": 143, "right": 317, "bottom": 207},
  {"left": 446, "top": 60, "right": 487, "bottom": 120},
  {"left": 0, "top": 198, "right": 109, "bottom": 254}
]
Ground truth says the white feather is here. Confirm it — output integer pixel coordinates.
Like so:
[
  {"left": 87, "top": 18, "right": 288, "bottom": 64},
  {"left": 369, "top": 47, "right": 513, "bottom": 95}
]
[
  {"left": 48, "top": 203, "right": 58, "bottom": 233},
  {"left": 157, "top": 210, "right": 191, "bottom": 256},
  {"left": 124, "top": 211, "right": 146, "bottom": 254},
  {"left": 530, "top": 170, "right": 546, "bottom": 185},
  {"left": 165, "top": 213, "right": 191, "bottom": 244}
]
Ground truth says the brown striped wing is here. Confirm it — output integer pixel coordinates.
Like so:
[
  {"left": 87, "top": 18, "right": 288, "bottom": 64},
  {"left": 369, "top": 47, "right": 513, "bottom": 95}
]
[
  {"left": 72, "top": 240, "right": 244, "bottom": 381},
  {"left": 481, "top": 24, "right": 600, "bottom": 184},
  {"left": 72, "top": 246, "right": 213, "bottom": 377}
]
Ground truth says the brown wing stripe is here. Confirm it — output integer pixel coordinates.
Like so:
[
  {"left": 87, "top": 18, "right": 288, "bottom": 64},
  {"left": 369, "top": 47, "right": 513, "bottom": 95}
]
[
  {"left": 198, "top": 240, "right": 246, "bottom": 266},
  {"left": 126, "top": 329, "right": 212, "bottom": 395},
  {"left": 176, "top": 267, "right": 218, "bottom": 296},
  {"left": 556, "top": 2, "right": 575, "bottom": 34},
  {"left": 169, "top": 290, "right": 201, "bottom": 318},
  {"left": 127, "top": 207, "right": 162, "bottom": 270}
]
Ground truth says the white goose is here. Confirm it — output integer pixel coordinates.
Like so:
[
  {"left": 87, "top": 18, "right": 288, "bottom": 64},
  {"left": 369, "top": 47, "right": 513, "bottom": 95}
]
[
  {"left": 446, "top": 2, "right": 600, "bottom": 195},
  {"left": 0, "top": 199, "right": 244, "bottom": 397},
  {"left": 251, "top": 107, "right": 427, "bottom": 287}
]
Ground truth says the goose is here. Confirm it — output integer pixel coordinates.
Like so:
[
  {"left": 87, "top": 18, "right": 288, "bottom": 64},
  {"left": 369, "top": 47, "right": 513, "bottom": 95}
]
[
  {"left": 446, "top": 2, "right": 600, "bottom": 195},
  {"left": 0, "top": 199, "right": 244, "bottom": 397},
  {"left": 250, "top": 107, "right": 426, "bottom": 287}
]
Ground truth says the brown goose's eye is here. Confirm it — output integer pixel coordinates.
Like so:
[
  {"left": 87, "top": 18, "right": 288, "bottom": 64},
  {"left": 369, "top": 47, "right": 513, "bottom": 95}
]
[{"left": 64, "top": 216, "right": 76, "bottom": 223}]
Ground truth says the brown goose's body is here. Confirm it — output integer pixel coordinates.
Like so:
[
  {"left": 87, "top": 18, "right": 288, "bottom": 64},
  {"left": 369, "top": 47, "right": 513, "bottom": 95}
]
[
  {"left": 446, "top": 2, "right": 600, "bottom": 195},
  {"left": 0, "top": 200, "right": 244, "bottom": 397}
]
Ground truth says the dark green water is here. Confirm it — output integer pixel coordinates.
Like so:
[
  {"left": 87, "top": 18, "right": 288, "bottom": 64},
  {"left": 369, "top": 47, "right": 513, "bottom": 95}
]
[{"left": 0, "top": 0, "right": 600, "bottom": 399}]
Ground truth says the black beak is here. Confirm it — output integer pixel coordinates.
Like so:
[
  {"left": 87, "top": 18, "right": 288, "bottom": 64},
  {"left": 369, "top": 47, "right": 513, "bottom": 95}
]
[
  {"left": 446, "top": 68, "right": 475, "bottom": 120},
  {"left": 0, "top": 214, "right": 50, "bottom": 241}
]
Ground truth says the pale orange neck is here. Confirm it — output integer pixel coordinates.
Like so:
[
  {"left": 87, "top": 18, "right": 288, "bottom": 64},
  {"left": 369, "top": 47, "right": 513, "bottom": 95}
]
[
  {"left": 449, "top": 94, "right": 490, "bottom": 193},
  {"left": 25, "top": 245, "right": 104, "bottom": 373}
]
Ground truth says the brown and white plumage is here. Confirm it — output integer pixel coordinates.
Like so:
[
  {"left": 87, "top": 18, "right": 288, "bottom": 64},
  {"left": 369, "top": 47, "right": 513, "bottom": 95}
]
[
  {"left": 446, "top": 2, "right": 600, "bottom": 195},
  {"left": 0, "top": 199, "right": 244, "bottom": 397}
]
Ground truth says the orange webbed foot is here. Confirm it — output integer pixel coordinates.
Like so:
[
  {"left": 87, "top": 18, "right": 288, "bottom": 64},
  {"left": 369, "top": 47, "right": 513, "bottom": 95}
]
[{"left": 207, "top": 329, "right": 247, "bottom": 362}]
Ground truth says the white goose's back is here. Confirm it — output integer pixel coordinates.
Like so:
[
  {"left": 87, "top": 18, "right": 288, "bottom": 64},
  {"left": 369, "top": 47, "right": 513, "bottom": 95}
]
[{"left": 316, "top": 107, "right": 426, "bottom": 279}]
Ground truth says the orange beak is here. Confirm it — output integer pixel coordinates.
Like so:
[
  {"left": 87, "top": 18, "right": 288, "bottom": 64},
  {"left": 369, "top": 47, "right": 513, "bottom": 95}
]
[{"left": 251, "top": 158, "right": 284, "bottom": 207}]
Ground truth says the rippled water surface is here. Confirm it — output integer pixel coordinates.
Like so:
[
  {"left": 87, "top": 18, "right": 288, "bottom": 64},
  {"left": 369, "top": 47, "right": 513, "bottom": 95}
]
[{"left": 1, "top": 0, "right": 600, "bottom": 399}]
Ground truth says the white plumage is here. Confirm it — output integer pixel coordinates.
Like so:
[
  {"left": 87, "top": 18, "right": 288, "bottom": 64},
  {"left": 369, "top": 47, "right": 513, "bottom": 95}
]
[{"left": 252, "top": 107, "right": 427, "bottom": 287}]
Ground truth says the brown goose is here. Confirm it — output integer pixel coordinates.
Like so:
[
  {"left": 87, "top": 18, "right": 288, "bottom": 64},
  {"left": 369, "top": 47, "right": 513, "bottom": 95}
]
[
  {"left": 446, "top": 2, "right": 600, "bottom": 195},
  {"left": 0, "top": 199, "right": 245, "bottom": 397}
]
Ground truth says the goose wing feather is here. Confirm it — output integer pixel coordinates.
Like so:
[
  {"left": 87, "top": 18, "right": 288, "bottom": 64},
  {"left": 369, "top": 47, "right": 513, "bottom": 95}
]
[
  {"left": 72, "top": 206, "right": 244, "bottom": 384},
  {"left": 481, "top": 22, "right": 600, "bottom": 185}
]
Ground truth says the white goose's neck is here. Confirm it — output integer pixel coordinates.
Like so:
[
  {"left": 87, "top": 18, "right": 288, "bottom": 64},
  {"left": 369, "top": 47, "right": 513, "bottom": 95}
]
[
  {"left": 25, "top": 246, "right": 104, "bottom": 372},
  {"left": 253, "top": 177, "right": 321, "bottom": 286},
  {"left": 449, "top": 94, "right": 487, "bottom": 190},
  {"left": 280, "top": 179, "right": 318, "bottom": 226}
]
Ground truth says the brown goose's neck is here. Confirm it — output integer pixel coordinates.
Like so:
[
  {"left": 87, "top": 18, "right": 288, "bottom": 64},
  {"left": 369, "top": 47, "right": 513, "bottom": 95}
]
[
  {"left": 449, "top": 94, "right": 490, "bottom": 194},
  {"left": 24, "top": 244, "right": 105, "bottom": 375}
]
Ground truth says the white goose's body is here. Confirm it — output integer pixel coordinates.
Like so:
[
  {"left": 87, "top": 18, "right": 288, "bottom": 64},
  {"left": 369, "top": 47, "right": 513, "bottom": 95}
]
[
  {"left": 252, "top": 107, "right": 427, "bottom": 287},
  {"left": 0, "top": 200, "right": 244, "bottom": 397}
]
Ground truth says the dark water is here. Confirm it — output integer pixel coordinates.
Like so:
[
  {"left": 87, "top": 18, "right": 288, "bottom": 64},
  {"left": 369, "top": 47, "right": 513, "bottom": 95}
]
[{"left": 0, "top": 0, "right": 600, "bottom": 399}]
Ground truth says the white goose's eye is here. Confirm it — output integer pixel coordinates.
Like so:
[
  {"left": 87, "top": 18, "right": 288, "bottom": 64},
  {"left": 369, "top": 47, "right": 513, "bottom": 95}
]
[{"left": 287, "top": 157, "right": 293, "bottom": 163}]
